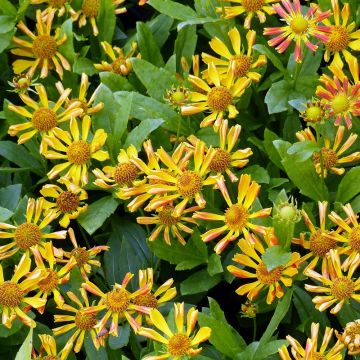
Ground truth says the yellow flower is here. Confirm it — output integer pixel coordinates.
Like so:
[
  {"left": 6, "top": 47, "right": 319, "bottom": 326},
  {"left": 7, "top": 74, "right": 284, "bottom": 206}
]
[
  {"left": 216, "top": 0, "right": 279, "bottom": 29},
  {"left": 55, "top": 73, "right": 104, "bottom": 118},
  {"left": 8, "top": 84, "right": 83, "bottom": 147},
  {"left": 53, "top": 288, "right": 100, "bottom": 357},
  {"left": 94, "top": 41, "right": 139, "bottom": 75},
  {"left": 202, "top": 28, "right": 266, "bottom": 83},
  {"left": 12, "top": 10, "right": 70, "bottom": 78},
  {"left": 227, "top": 236, "right": 300, "bottom": 304},
  {"left": 296, "top": 126, "right": 360, "bottom": 177},
  {"left": 43, "top": 116, "right": 109, "bottom": 185},
  {"left": 188, "top": 119, "right": 252, "bottom": 182},
  {"left": 70, "top": 0, "right": 101, "bottom": 36},
  {"left": 322, "top": 0, "right": 360, "bottom": 69},
  {"left": 304, "top": 249, "right": 360, "bottom": 314},
  {"left": 279, "top": 322, "right": 344, "bottom": 360},
  {"left": 82, "top": 272, "right": 151, "bottom": 335},
  {"left": 0, "top": 198, "right": 67, "bottom": 260},
  {"left": 299, "top": 98, "right": 328, "bottom": 124},
  {"left": 32, "top": 242, "right": 77, "bottom": 312},
  {"left": 133, "top": 268, "right": 176, "bottom": 325},
  {"left": 40, "top": 177, "right": 88, "bottom": 228},
  {"left": 33, "top": 334, "right": 67, "bottom": 360},
  {"left": 138, "top": 302, "right": 211, "bottom": 360},
  {"left": 336, "top": 319, "right": 360, "bottom": 356},
  {"left": 31, "top": 0, "right": 73, "bottom": 18},
  {"left": 193, "top": 175, "right": 272, "bottom": 254},
  {"left": 0, "top": 253, "right": 46, "bottom": 328},
  {"left": 292, "top": 201, "right": 339, "bottom": 272},
  {"left": 137, "top": 204, "right": 198, "bottom": 245},
  {"left": 181, "top": 63, "right": 251, "bottom": 129}
]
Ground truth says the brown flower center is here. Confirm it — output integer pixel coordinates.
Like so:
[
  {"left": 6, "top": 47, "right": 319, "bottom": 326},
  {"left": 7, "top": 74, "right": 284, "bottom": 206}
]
[
  {"left": 207, "top": 87, "right": 233, "bottom": 112},
  {"left": 48, "top": 0, "right": 66, "bottom": 7},
  {"left": 231, "top": 55, "right": 253, "bottom": 77},
  {"left": 256, "top": 262, "right": 283, "bottom": 285},
  {"left": 67, "top": 140, "right": 91, "bottom": 165},
  {"left": 177, "top": 171, "right": 203, "bottom": 197},
  {"left": 290, "top": 16, "right": 309, "bottom": 34},
  {"left": 309, "top": 230, "right": 337, "bottom": 257},
  {"left": 81, "top": 0, "right": 100, "bottom": 17},
  {"left": 32, "top": 35, "right": 58, "bottom": 59},
  {"left": 209, "top": 148, "right": 232, "bottom": 173},
  {"left": 332, "top": 93, "right": 350, "bottom": 114},
  {"left": 71, "top": 247, "right": 89, "bottom": 267},
  {"left": 0, "top": 282, "right": 24, "bottom": 307},
  {"left": 158, "top": 205, "right": 179, "bottom": 226},
  {"left": 106, "top": 288, "right": 130, "bottom": 313},
  {"left": 312, "top": 148, "right": 338, "bottom": 170},
  {"left": 112, "top": 58, "right": 127, "bottom": 75},
  {"left": 56, "top": 191, "right": 80, "bottom": 213},
  {"left": 43, "top": 356, "right": 60, "bottom": 360},
  {"left": 74, "top": 310, "right": 97, "bottom": 330},
  {"left": 327, "top": 26, "right": 350, "bottom": 53},
  {"left": 15, "top": 223, "right": 42, "bottom": 249},
  {"left": 330, "top": 277, "right": 355, "bottom": 300},
  {"left": 32, "top": 108, "right": 57, "bottom": 132},
  {"left": 167, "top": 333, "right": 191, "bottom": 356},
  {"left": 241, "top": 0, "right": 264, "bottom": 12},
  {"left": 224, "top": 204, "right": 249, "bottom": 231},
  {"left": 312, "top": 353, "right": 326, "bottom": 360},
  {"left": 349, "top": 226, "right": 360, "bottom": 252},
  {"left": 114, "top": 163, "right": 138, "bottom": 185},
  {"left": 133, "top": 293, "right": 158, "bottom": 308},
  {"left": 38, "top": 269, "right": 58, "bottom": 293}
]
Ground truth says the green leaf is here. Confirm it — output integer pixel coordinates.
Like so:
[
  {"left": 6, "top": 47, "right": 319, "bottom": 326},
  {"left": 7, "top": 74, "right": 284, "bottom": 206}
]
[
  {"left": 181, "top": 269, "right": 221, "bottom": 295},
  {"left": 238, "top": 340, "right": 288, "bottom": 360},
  {"left": 99, "top": 72, "right": 134, "bottom": 92},
  {"left": 85, "top": 333, "right": 108, "bottom": 360},
  {"left": 240, "top": 165, "right": 269, "bottom": 184},
  {"left": 77, "top": 196, "right": 119, "bottom": 235},
  {"left": 0, "top": 15, "right": 15, "bottom": 33},
  {"left": 287, "top": 141, "right": 320, "bottom": 162},
  {"left": 147, "top": 0, "right": 197, "bottom": 20},
  {"left": 124, "top": 118, "right": 164, "bottom": 151},
  {"left": 265, "top": 80, "right": 292, "bottom": 114},
  {"left": 207, "top": 254, "right": 223, "bottom": 276},
  {"left": 147, "top": 14, "right": 173, "bottom": 48},
  {"left": 15, "top": 327, "right": 32, "bottom": 360},
  {"left": 177, "top": 17, "right": 221, "bottom": 31},
  {"left": 262, "top": 246, "right": 292, "bottom": 272},
  {"left": 0, "top": 207, "right": 13, "bottom": 221},
  {"left": 0, "top": 0, "right": 16, "bottom": 16},
  {"left": 263, "top": 129, "right": 283, "bottom": 170},
  {"left": 0, "top": 184, "right": 21, "bottom": 211},
  {"left": 136, "top": 22, "right": 164, "bottom": 67},
  {"left": 336, "top": 166, "right": 360, "bottom": 203},
  {"left": 58, "top": 19, "right": 75, "bottom": 63},
  {"left": 253, "top": 44, "right": 286, "bottom": 74},
  {"left": 97, "top": 0, "right": 116, "bottom": 42},
  {"left": 0, "top": 318, "right": 24, "bottom": 338},
  {"left": 208, "top": 297, "right": 227, "bottom": 322},
  {"left": 17, "top": 0, "right": 30, "bottom": 19},
  {"left": 73, "top": 57, "right": 98, "bottom": 76},
  {"left": 109, "top": 324, "right": 130, "bottom": 349},
  {"left": 0, "top": 28, "right": 15, "bottom": 53}
]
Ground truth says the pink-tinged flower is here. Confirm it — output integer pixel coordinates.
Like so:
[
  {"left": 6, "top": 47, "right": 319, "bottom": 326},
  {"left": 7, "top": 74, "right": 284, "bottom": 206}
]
[{"left": 264, "top": 0, "right": 331, "bottom": 63}]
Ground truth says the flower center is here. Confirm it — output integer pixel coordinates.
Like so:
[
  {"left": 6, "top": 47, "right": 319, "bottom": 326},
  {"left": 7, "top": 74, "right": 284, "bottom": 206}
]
[
  {"left": 312, "top": 148, "right": 338, "bottom": 170},
  {"left": 32, "top": 35, "right": 58, "bottom": 59},
  {"left": 231, "top": 55, "right": 253, "bottom": 77},
  {"left": 81, "top": 0, "right": 100, "bottom": 17},
  {"left": 56, "top": 191, "right": 80, "bottom": 213},
  {"left": 343, "top": 322, "right": 360, "bottom": 345},
  {"left": 106, "top": 288, "right": 130, "bottom": 313},
  {"left": 48, "top": 0, "right": 66, "bottom": 7},
  {"left": 0, "top": 282, "right": 24, "bottom": 307},
  {"left": 330, "top": 277, "right": 355, "bottom": 300},
  {"left": 14, "top": 223, "right": 42, "bottom": 249},
  {"left": 74, "top": 310, "right": 97, "bottom": 330},
  {"left": 312, "top": 353, "right": 326, "bottom": 360},
  {"left": 256, "top": 263, "right": 283, "bottom": 285},
  {"left": 207, "top": 87, "right": 233, "bottom": 112},
  {"left": 38, "top": 269, "right": 58, "bottom": 293},
  {"left": 113, "top": 163, "right": 139, "bottom": 185},
  {"left": 305, "top": 106, "right": 322, "bottom": 122},
  {"left": 43, "top": 356, "right": 60, "bottom": 360},
  {"left": 67, "top": 140, "right": 91, "bottom": 165},
  {"left": 290, "top": 16, "right": 308, "bottom": 34},
  {"left": 32, "top": 108, "right": 58, "bottom": 132},
  {"left": 112, "top": 58, "right": 127, "bottom": 74},
  {"left": 278, "top": 204, "right": 297, "bottom": 222},
  {"left": 167, "top": 333, "right": 191, "bottom": 356},
  {"left": 241, "top": 0, "right": 264, "bottom": 12},
  {"left": 209, "top": 149, "right": 232, "bottom": 173},
  {"left": 158, "top": 205, "right": 179, "bottom": 226},
  {"left": 309, "top": 230, "right": 337, "bottom": 257},
  {"left": 224, "top": 204, "right": 249, "bottom": 231},
  {"left": 177, "top": 171, "right": 203, "bottom": 197},
  {"left": 70, "top": 247, "right": 89, "bottom": 267},
  {"left": 68, "top": 98, "right": 88, "bottom": 114},
  {"left": 327, "top": 26, "right": 350, "bottom": 53},
  {"left": 332, "top": 93, "right": 350, "bottom": 114},
  {"left": 133, "top": 293, "right": 158, "bottom": 308},
  {"left": 349, "top": 226, "right": 360, "bottom": 252}
]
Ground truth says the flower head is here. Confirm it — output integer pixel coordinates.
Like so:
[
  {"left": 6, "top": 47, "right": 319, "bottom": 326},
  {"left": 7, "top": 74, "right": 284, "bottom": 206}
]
[
  {"left": 336, "top": 319, "right": 360, "bottom": 356},
  {"left": 70, "top": 0, "right": 101, "bottom": 36},
  {"left": 165, "top": 86, "right": 190, "bottom": 109},
  {"left": 33, "top": 334, "right": 67, "bottom": 359},
  {"left": 138, "top": 303, "right": 211, "bottom": 359},
  {"left": 31, "top": 0, "right": 72, "bottom": 18},
  {"left": 264, "top": 0, "right": 331, "bottom": 63},
  {"left": 7, "top": 73, "right": 40, "bottom": 94},
  {"left": 299, "top": 98, "right": 328, "bottom": 124}
]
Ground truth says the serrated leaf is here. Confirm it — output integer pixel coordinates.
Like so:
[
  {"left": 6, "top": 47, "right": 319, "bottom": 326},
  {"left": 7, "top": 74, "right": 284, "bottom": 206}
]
[{"left": 262, "top": 246, "right": 292, "bottom": 272}]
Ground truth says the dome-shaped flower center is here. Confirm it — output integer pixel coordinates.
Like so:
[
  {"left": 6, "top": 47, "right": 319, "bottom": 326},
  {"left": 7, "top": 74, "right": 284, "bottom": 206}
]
[
  {"left": 112, "top": 58, "right": 127, "bottom": 75},
  {"left": 278, "top": 204, "right": 297, "bottom": 222},
  {"left": 330, "top": 277, "right": 355, "bottom": 300},
  {"left": 256, "top": 262, "right": 283, "bottom": 285},
  {"left": 158, "top": 205, "right": 179, "bottom": 226},
  {"left": 71, "top": 247, "right": 89, "bottom": 267},
  {"left": 82, "top": 0, "right": 100, "bottom": 17},
  {"left": 15, "top": 223, "right": 42, "bottom": 249},
  {"left": 74, "top": 310, "right": 97, "bottom": 330},
  {"left": 224, "top": 204, "right": 249, "bottom": 231},
  {"left": 177, "top": 171, "right": 203, "bottom": 197},
  {"left": 349, "top": 226, "right": 360, "bottom": 252},
  {"left": 312, "top": 353, "right": 326, "bottom": 360},
  {"left": 231, "top": 55, "right": 253, "bottom": 77},
  {"left": 32, "top": 35, "right": 58, "bottom": 59},
  {"left": 312, "top": 148, "right": 338, "bottom": 170},
  {"left": 32, "top": 108, "right": 58, "bottom": 132},
  {"left": 290, "top": 16, "right": 309, "bottom": 34},
  {"left": 133, "top": 293, "right": 158, "bottom": 308},
  {"left": 327, "top": 26, "right": 350, "bottom": 52},
  {"left": 305, "top": 106, "right": 322, "bottom": 122},
  {"left": 332, "top": 93, "right": 350, "bottom": 114},
  {"left": 43, "top": 356, "right": 60, "bottom": 360},
  {"left": 309, "top": 230, "right": 337, "bottom": 257},
  {"left": 0, "top": 282, "right": 24, "bottom": 307},
  {"left": 106, "top": 288, "right": 130, "bottom": 313},
  {"left": 242, "top": 0, "right": 264, "bottom": 12},
  {"left": 56, "top": 191, "right": 80, "bottom": 213},
  {"left": 168, "top": 333, "right": 191, "bottom": 356},
  {"left": 67, "top": 140, "right": 91, "bottom": 165},
  {"left": 114, "top": 163, "right": 138, "bottom": 185},
  {"left": 171, "top": 91, "right": 186, "bottom": 104},
  {"left": 209, "top": 149, "right": 232, "bottom": 173},
  {"left": 48, "top": 0, "right": 66, "bottom": 7},
  {"left": 38, "top": 269, "right": 58, "bottom": 293},
  {"left": 342, "top": 321, "right": 360, "bottom": 348},
  {"left": 207, "top": 87, "right": 233, "bottom": 112}
]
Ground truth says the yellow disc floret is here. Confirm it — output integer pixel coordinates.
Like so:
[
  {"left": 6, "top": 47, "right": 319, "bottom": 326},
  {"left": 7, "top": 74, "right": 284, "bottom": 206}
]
[
  {"left": 0, "top": 282, "right": 24, "bottom": 307},
  {"left": 106, "top": 288, "right": 130, "bottom": 313},
  {"left": 242, "top": 0, "right": 265, "bottom": 12},
  {"left": 330, "top": 277, "right": 355, "bottom": 300},
  {"left": 114, "top": 163, "right": 138, "bottom": 185},
  {"left": 224, "top": 204, "right": 249, "bottom": 231},
  {"left": 39, "top": 269, "right": 59, "bottom": 293},
  {"left": 207, "top": 87, "right": 233, "bottom": 112},
  {"left": 71, "top": 247, "right": 89, "bottom": 267},
  {"left": 32, "top": 108, "right": 58, "bottom": 132},
  {"left": 232, "top": 55, "right": 253, "bottom": 77},
  {"left": 290, "top": 16, "right": 309, "bottom": 34},
  {"left": 209, "top": 149, "right": 232, "bottom": 173},
  {"left": 75, "top": 310, "right": 97, "bottom": 330},
  {"left": 349, "top": 226, "right": 360, "bottom": 252},
  {"left": 168, "top": 333, "right": 191, "bottom": 356},
  {"left": 158, "top": 205, "right": 179, "bottom": 226},
  {"left": 56, "top": 191, "right": 80, "bottom": 213},
  {"left": 81, "top": 0, "right": 100, "bottom": 17},
  {"left": 327, "top": 26, "right": 350, "bottom": 53},
  {"left": 67, "top": 140, "right": 91, "bottom": 165},
  {"left": 312, "top": 148, "right": 338, "bottom": 170},
  {"left": 309, "top": 230, "right": 337, "bottom": 257},
  {"left": 177, "top": 171, "right": 203, "bottom": 197},
  {"left": 32, "top": 35, "right": 58, "bottom": 59},
  {"left": 332, "top": 93, "right": 350, "bottom": 114},
  {"left": 256, "top": 263, "right": 283, "bottom": 285},
  {"left": 133, "top": 293, "right": 158, "bottom": 308},
  {"left": 14, "top": 223, "right": 42, "bottom": 249}
]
